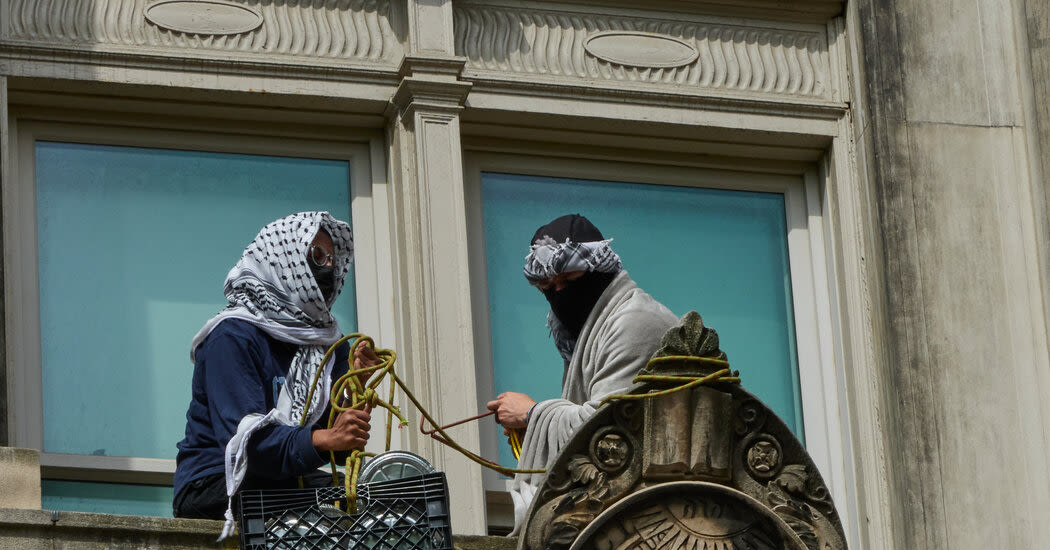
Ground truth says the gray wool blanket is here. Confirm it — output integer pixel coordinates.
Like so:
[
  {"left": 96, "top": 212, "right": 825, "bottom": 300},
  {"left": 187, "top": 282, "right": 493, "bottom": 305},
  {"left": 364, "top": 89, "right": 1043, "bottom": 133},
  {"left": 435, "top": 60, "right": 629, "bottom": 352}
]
[{"left": 508, "top": 270, "right": 677, "bottom": 532}]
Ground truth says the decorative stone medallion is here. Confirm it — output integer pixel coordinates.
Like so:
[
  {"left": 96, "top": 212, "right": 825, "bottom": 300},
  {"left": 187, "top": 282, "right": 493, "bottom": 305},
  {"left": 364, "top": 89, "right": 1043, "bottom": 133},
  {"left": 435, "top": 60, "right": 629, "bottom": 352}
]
[
  {"left": 145, "top": 0, "right": 264, "bottom": 35},
  {"left": 583, "top": 31, "right": 700, "bottom": 69},
  {"left": 592, "top": 429, "right": 631, "bottom": 474},
  {"left": 572, "top": 482, "right": 807, "bottom": 550},
  {"left": 745, "top": 435, "right": 783, "bottom": 479}
]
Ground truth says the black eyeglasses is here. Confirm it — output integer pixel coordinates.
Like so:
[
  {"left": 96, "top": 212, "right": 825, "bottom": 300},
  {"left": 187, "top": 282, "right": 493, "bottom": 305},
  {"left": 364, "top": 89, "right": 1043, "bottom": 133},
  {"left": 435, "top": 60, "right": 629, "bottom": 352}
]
[{"left": 308, "top": 245, "right": 336, "bottom": 267}]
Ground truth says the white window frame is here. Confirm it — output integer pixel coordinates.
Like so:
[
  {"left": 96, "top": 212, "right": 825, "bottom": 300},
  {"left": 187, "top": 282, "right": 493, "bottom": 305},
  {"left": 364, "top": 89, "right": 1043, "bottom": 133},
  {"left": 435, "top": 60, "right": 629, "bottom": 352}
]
[
  {"left": 463, "top": 151, "right": 849, "bottom": 532},
  {"left": 4, "top": 116, "right": 393, "bottom": 486}
]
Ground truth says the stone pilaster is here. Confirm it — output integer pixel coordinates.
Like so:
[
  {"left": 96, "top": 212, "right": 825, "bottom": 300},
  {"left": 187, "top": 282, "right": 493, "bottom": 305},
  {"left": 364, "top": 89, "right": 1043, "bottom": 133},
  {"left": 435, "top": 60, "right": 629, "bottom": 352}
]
[
  {"left": 385, "top": 52, "right": 482, "bottom": 534},
  {"left": 854, "top": 0, "right": 1050, "bottom": 547},
  {"left": 0, "top": 76, "right": 7, "bottom": 449}
]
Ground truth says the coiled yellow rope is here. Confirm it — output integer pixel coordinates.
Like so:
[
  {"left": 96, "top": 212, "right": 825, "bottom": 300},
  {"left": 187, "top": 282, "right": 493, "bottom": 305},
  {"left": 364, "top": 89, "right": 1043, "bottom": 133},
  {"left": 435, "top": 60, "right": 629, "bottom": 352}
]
[
  {"left": 297, "top": 333, "right": 545, "bottom": 513},
  {"left": 599, "top": 355, "right": 741, "bottom": 406},
  {"left": 297, "top": 336, "right": 740, "bottom": 513}
]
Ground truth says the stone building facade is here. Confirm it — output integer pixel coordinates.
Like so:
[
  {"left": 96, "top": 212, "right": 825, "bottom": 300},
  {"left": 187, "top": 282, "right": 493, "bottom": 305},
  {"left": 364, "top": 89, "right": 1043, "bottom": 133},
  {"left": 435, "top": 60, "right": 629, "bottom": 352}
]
[{"left": 0, "top": 0, "right": 1048, "bottom": 548}]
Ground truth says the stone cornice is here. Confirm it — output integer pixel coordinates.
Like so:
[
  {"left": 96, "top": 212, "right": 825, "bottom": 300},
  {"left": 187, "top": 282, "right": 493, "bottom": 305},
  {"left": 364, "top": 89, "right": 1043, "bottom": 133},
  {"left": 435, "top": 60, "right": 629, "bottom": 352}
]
[
  {"left": 389, "top": 55, "right": 473, "bottom": 120},
  {"left": 0, "top": 41, "right": 401, "bottom": 87},
  {"left": 463, "top": 72, "right": 847, "bottom": 121},
  {"left": 397, "top": 54, "right": 471, "bottom": 81},
  {"left": 457, "top": 0, "right": 844, "bottom": 23}
]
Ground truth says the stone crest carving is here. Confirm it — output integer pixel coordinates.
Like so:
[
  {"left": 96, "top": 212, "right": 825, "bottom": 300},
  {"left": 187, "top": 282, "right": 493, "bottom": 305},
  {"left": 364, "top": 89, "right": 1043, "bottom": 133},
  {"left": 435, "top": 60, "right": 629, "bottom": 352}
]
[{"left": 518, "top": 312, "right": 846, "bottom": 550}]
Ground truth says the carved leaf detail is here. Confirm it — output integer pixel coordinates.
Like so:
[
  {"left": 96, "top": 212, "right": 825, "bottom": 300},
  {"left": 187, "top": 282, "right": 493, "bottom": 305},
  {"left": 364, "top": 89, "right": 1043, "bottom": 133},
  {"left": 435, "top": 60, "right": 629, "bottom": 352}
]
[
  {"left": 655, "top": 310, "right": 728, "bottom": 359},
  {"left": 773, "top": 464, "right": 809, "bottom": 494}
]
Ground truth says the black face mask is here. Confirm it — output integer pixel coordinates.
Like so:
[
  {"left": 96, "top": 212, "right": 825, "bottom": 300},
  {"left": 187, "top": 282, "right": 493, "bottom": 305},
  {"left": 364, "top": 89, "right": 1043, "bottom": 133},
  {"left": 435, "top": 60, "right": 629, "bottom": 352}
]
[
  {"left": 311, "top": 264, "right": 337, "bottom": 303},
  {"left": 543, "top": 271, "right": 618, "bottom": 339}
]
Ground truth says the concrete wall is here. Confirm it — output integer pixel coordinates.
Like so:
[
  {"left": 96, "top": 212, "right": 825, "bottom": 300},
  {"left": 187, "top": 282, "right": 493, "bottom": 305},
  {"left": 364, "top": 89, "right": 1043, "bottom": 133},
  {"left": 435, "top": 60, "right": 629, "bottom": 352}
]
[{"left": 854, "top": 0, "right": 1050, "bottom": 548}]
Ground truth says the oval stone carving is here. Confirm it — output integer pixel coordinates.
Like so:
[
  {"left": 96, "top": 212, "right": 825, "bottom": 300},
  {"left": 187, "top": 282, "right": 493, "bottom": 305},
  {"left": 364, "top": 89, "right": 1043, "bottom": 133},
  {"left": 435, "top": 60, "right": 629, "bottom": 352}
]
[
  {"left": 584, "top": 31, "right": 699, "bottom": 69},
  {"left": 145, "top": 0, "right": 263, "bottom": 35}
]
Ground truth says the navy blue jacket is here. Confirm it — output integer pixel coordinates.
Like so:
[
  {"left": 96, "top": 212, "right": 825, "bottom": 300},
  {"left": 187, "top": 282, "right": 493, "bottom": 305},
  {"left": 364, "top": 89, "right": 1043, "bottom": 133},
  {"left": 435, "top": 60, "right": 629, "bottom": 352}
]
[{"left": 173, "top": 319, "right": 350, "bottom": 497}]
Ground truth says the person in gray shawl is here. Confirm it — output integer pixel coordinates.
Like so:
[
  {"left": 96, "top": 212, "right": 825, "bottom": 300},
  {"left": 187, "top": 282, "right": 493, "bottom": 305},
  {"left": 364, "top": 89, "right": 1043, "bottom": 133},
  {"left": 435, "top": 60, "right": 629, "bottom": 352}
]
[{"left": 486, "top": 214, "right": 678, "bottom": 532}]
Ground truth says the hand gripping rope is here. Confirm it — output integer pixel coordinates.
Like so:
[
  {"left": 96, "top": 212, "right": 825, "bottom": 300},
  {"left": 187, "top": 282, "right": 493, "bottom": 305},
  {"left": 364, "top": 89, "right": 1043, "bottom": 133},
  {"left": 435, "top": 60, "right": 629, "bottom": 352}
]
[
  {"left": 299, "top": 335, "right": 740, "bottom": 514},
  {"left": 297, "top": 333, "right": 544, "bottom": 514}
]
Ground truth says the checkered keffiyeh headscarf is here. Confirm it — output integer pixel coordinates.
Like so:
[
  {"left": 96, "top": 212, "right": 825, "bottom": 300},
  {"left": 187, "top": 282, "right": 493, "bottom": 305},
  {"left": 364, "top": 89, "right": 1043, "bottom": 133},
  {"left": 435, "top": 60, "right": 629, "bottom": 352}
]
[
  {"left": 189, "top": 211, "right": 354, "bottom": 540},
  {"left": 522, "top": 214, "right": 622, "bottom": 361},
  {"left": 522, "top": 214, "right": 621, "bottom": 283},
  {"left": 523, "top": 235, "right": 622, "bottom": 283}
]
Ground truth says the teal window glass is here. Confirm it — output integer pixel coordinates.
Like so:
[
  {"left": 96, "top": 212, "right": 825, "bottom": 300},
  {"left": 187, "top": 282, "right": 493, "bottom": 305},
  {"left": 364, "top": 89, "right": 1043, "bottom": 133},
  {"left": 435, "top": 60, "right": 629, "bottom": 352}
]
[
  {"left": 481, "top": 173, "right": 801, "bottom": 469},
  {"left": 35, "top": 142, "right": 357, "bottom": 515},
  {"left": 42, "top": 481, "right": 175, "bottom": 517}
]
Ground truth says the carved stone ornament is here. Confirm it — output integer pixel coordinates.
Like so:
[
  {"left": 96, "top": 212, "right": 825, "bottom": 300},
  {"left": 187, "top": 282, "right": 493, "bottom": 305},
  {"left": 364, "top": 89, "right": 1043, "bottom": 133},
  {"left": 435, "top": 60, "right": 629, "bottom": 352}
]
[
  {"left": 592, "top": 428, "right": 631, "bottom": 474},
  {"left": 145, "top": 0, "right": 263, "bottom": 35},
  {"left": 9, "top": 0, "right": 400, "bottom": 63},
  {"left": 583, "top": 31, "right": 699, "bottom": 69},
  {"left": 745, "top": 435, "right": 784, "bottom": 479},
  {"left": 518, "top": 312, "right": 846, "bottom": 550},
  {"left": 572, "top": 482, "right": 810, "bottom": 550},
  {"left": 454, "top": 5, "right": 829, "bottom": 99}
]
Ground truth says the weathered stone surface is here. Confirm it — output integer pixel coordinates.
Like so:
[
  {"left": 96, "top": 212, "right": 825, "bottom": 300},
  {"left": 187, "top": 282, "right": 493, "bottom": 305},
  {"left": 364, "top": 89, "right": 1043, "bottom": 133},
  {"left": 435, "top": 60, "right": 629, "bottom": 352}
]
[
  {"left": 0, "top": 448, "right": 40, "bottom": 509},
  {"left": 0, "top": 508, "right": 517, "bottom": 550},
  {"left": 519, "top": 315, "right": 845, "bottom": 550},
  {"left": 0, "top": 76, "right": 6, "bottom": 450},
  {"left": 1027, "top": 0, "right": 1050, "bottom": 342},
  {"left": 454, "top": 534, "right": 518, "bottom": 550},
  {"left": 0, "top": 509, "right": 228, "bottom": 550},
  {"left": 855, "top": 0, "right": 1050, "bottom": 548},
  {"left": 896, "top": 0, "right": 1021, "bottom": 125}
]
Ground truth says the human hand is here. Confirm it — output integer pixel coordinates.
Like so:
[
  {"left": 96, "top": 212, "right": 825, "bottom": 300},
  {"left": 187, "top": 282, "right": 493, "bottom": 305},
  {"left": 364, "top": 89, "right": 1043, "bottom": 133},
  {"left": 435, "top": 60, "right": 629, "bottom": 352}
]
[
  {"left": 312, "top": 407, "right": 371, "bottom": 452},
  {"left": 486, "top": 392, "right": 536, "bottom": 430},
  {"left": 353, "top": 341, "right": 383, "bottom": 386}
]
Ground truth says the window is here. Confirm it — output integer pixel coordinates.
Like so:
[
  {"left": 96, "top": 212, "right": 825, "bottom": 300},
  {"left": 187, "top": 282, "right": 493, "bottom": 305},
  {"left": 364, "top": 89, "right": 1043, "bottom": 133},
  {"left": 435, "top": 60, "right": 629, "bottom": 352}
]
[
  {"left": 6, "top": 121, "right": 381, "bottom": 516},
  {"left": 479, "top": 173, "right": 801, "bottom": 469},
  {"left": 465, "top": 153, "right": 842, "bottom": 529}
]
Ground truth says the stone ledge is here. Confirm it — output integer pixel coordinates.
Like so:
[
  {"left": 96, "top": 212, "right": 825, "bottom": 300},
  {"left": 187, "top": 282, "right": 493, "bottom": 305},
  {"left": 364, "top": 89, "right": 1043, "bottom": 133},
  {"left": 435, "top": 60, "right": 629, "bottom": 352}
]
[
  {"left": 0, "top": 509, "right": 517, "bottom": 550},
  {"left": 0, "top": 449, "right": 41, "bottom": 509}
]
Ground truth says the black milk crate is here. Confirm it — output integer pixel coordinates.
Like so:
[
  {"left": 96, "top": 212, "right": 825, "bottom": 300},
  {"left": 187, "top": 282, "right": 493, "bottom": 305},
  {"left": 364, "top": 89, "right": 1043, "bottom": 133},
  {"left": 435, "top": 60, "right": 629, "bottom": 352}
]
[{"left": 237, "top": 472, "right": 453, "bottom": 550}]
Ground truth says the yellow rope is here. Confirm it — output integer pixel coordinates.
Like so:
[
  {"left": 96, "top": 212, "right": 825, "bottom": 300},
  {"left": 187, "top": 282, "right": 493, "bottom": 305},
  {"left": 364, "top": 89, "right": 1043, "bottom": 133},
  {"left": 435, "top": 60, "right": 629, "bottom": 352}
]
[
  {"left": 508, "top": 429, "right": 524, "bottom": 461},
  {"left": 297, "top": 333, "right": 544, "bottom": 513},
  {"left": 600, "top": 356, "right": 740, "bottom": 406},
  {"left": 297, "top": 335, "right": 740, "bottom": 512}
]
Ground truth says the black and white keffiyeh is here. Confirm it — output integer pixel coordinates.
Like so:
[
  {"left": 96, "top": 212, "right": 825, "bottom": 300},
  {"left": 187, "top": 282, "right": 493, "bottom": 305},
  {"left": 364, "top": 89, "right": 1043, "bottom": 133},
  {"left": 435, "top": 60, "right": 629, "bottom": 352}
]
[
  {"left": 522, "top": 235, "right": 622, "bottom": 283},
  {"left": 522, "top": 216, "right": 623, "bottom": 361},
  {"left": 189, "top": 211, "right": 353, "bottom": 539}
]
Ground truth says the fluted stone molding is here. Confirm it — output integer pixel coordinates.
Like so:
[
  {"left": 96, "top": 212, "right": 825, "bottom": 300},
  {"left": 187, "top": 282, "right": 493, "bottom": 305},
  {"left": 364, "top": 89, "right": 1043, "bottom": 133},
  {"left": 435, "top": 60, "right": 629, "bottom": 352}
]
[
  {"left": 6, "top": 0, "right": 402, "bottom": 63},
  {"left": 454, "top": 4, "right": 830, "bottom": 100}
]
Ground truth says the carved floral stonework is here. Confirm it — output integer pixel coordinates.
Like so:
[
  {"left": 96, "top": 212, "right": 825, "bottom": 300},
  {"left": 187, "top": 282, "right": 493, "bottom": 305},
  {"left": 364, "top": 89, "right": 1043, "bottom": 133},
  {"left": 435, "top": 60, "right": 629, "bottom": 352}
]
[
  {"left": 746, "top": 436, "right": 784, "bottom": 479},
  {"left": 519, "top": 312, "right": 846, "bottom": 550},
  {"left": 7, "top": 0, "right": 400, "bottom": 62},
  {"left": 593, "top": 431, "right": 630, "bottom": 473},
  {"left": 453, "top": 4, "right": 830, "bottom": 99}
]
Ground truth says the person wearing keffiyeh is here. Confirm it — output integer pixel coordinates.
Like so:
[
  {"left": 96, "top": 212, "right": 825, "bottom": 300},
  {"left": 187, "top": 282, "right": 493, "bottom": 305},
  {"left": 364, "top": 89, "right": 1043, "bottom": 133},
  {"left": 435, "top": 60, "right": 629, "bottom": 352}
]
[
  {"left": 173, "top": 212, "right": 377, "bottom": 539},
  {"left": 486, "top": 214, "right": 678, "bottom": 534}
]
